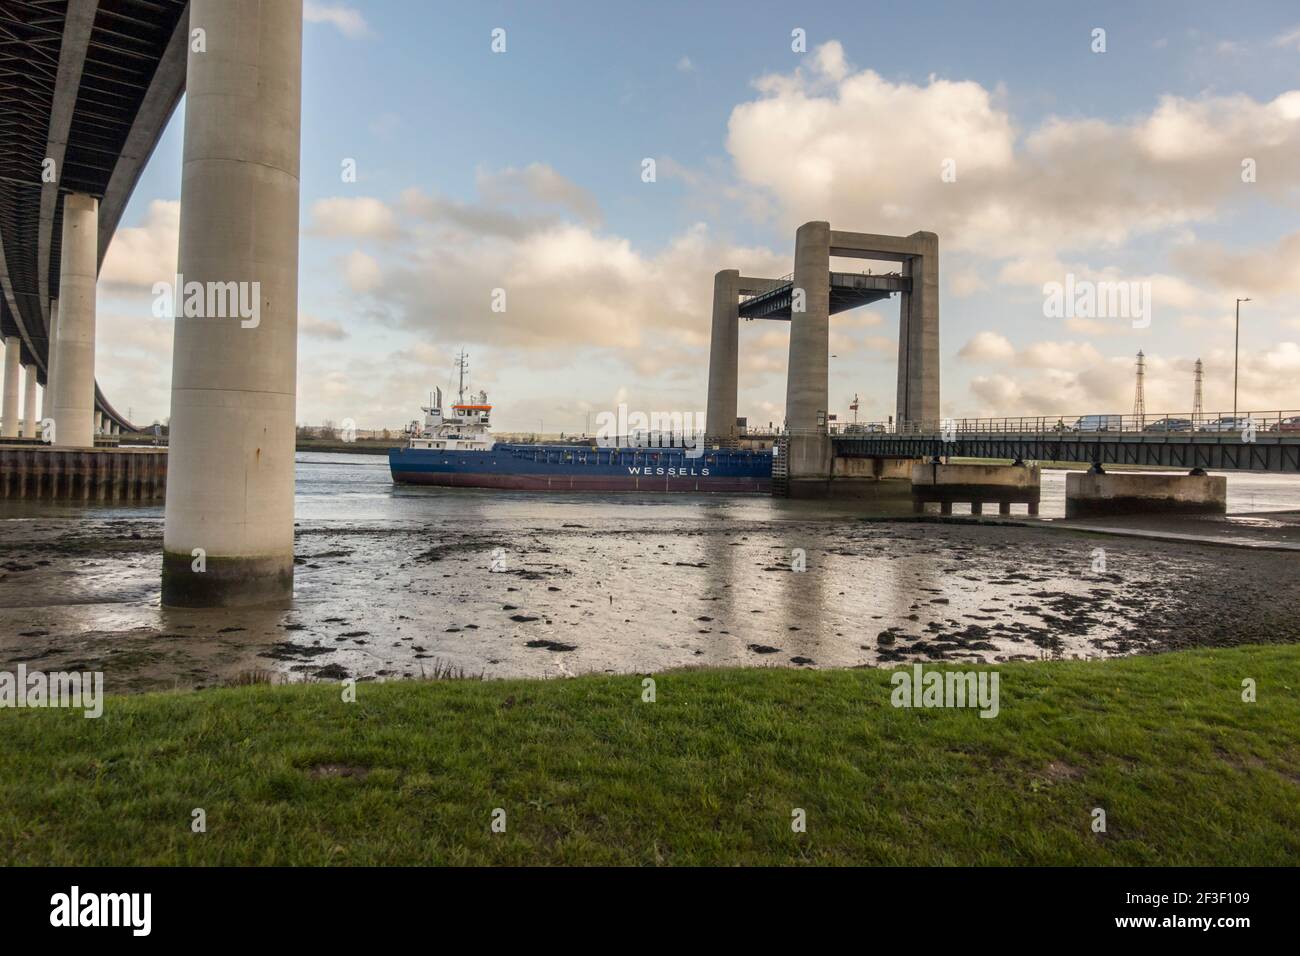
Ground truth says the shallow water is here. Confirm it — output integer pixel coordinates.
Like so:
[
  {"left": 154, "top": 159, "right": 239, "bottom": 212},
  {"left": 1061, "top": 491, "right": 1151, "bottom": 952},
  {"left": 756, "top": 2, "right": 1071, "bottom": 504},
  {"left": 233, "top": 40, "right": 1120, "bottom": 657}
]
[
  {"left": 1, "top": 454, "right": 1298, "bottom": 690},
  {"left": 9, "top": 452, "right": 1299, "bottom": 524}
]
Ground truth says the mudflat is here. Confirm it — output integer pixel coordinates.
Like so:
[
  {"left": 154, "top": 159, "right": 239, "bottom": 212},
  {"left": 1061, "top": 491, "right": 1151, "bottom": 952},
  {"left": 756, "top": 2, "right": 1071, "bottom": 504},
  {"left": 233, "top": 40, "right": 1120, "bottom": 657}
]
[{"left": 2, "top": 512, "right": 1296, "bottom": 693}]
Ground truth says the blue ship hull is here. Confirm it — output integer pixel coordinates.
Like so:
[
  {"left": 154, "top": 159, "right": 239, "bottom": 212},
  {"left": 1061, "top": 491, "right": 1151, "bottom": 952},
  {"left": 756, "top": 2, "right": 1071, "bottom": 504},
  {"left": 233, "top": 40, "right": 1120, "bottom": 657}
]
[{"left": 390, "top": 443, "right": 772, "bottom": 493}]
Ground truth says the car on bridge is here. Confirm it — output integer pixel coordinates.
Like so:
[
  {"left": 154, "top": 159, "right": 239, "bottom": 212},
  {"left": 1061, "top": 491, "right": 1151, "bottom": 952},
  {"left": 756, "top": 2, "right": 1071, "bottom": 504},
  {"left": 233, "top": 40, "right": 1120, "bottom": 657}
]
[
  {"left": 1144, "top": 417, "right": 1193, "bottom": 433},
  {"left": 1199, "top": 415, "right": 1254, "bottom": 433},
  {"left": 1269, "top": 416, "right": 1300, "bottom": 433},
  {"left": 1071, "top": 414, "right": 1124, "bottom": 432}
]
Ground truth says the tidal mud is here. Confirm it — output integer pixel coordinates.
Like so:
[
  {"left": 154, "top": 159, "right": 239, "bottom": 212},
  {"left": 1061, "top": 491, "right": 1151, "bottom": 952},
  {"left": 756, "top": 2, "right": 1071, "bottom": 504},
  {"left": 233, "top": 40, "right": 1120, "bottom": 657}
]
[{"left": 1, "top": 508, "right": 1297, "bottom": 694}]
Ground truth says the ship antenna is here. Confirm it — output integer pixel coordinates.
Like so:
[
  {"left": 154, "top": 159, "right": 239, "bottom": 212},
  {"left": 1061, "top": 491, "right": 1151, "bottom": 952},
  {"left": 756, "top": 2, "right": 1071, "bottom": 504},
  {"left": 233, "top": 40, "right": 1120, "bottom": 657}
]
[{"left": 457, "top": 349, "right": 468, "bottom": 405}]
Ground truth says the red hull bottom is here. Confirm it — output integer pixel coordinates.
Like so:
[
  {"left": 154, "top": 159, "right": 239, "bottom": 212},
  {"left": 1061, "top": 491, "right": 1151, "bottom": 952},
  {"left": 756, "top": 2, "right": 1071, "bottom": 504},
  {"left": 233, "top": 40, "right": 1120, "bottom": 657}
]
[{"left": 392, "top": 471, "right": 771, "bottom": 493}]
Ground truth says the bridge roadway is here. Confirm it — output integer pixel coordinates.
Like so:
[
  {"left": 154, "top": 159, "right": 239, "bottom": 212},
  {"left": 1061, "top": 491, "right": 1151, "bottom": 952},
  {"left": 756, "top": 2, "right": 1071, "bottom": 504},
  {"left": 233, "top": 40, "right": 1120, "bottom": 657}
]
[
  {"left": 0, "top": 0, "right": 190, "bottom": 433},
  {"left": 829, "top": 415, "right": 1300, "bottom": 473},
  {"left": 738, "top": 271, "right": 909, "bottom": 320}
]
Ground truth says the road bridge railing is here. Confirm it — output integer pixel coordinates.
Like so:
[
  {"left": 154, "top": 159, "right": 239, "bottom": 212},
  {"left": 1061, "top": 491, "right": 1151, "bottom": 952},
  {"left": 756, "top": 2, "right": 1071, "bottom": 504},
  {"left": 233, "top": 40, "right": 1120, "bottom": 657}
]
[
  {"left": 835, "top": 409, "right": 1300, "bottom": 437},
  {"left": 825, "top": 410, "right": 1300, "bottom": 472}
]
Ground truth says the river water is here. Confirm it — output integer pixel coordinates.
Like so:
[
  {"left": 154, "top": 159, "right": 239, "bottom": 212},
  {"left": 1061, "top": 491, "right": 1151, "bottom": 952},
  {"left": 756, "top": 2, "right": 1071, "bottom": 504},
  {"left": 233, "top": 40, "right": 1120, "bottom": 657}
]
[{"left": 1, "top": 453, "right": 1297, "bottom": 691}]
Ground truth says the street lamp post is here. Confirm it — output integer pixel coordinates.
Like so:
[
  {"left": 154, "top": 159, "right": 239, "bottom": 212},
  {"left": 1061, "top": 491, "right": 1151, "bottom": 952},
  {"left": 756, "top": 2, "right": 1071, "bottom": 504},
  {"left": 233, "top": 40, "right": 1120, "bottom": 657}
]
[{"left": 1233, "top": 297, "right": 1251, "bottom": 420}]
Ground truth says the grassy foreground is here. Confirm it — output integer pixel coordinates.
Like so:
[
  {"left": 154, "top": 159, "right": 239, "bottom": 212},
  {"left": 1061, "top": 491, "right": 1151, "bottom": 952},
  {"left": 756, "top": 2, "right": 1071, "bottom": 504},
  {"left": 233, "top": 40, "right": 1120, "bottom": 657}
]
[{"left": 1, "top": 646, "right": 1297, "bottom": 866}]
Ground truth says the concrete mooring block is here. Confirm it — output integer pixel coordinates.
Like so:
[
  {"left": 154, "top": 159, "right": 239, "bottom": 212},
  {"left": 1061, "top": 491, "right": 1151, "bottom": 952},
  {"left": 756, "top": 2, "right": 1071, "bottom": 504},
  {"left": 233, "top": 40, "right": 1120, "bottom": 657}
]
[
  {"left": 1065, "top": 472, "right": 1226, "bottom": 518},
  {"left": 911, "top": 462, "right": 1042, "bottom": 515}
]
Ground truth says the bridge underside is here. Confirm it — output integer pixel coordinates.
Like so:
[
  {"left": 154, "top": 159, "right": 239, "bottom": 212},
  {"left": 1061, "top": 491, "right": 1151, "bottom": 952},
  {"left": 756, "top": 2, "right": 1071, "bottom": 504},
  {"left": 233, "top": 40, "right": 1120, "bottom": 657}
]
[
  {"left": 833, "top": 434, "right": 1300, "bottom": 472},
  {"left": 0, "top": 0, "right": 190, "bottom": 432},
  {"left": 738, "top": 272, "right": 908, "bottom": 320}
]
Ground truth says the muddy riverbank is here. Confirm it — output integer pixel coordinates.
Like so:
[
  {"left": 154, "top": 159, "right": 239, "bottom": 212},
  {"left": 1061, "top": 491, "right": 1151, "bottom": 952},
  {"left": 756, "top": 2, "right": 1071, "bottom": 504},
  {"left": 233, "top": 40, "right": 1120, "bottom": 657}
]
[{"left": 2, "top": 509, "right": 1297, "bottom": 694}]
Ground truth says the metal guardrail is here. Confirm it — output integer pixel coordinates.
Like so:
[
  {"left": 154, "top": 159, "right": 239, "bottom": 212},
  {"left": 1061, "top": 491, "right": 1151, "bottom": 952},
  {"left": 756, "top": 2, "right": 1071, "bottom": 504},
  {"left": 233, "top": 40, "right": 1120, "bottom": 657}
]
[
  {"left": 828, "top": 413, "right": 1300, "bottom": 472},
  {"left": 832, "top": 410, "right": 1300, "bottom": 436},
  {"left": 735, "top": 414, "right": 1300, "bottom": 470}
]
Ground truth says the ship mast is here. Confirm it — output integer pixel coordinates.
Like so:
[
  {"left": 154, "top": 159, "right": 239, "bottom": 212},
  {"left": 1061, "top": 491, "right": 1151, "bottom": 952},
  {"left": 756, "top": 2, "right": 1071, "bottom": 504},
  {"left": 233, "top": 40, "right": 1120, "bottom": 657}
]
[{"left": 455, "top": 350, "right": 468, "bottom": 404}]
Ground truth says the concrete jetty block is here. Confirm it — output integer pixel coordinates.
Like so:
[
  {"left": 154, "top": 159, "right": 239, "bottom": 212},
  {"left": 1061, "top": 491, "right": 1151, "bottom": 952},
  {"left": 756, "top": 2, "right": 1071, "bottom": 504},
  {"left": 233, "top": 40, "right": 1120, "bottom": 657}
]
[
  {"left": 1065, "top": 472, "right": 1226, "bottom": 518},
  {"left": 911, "top": 462, "right": 1041, "bottom": 515}
]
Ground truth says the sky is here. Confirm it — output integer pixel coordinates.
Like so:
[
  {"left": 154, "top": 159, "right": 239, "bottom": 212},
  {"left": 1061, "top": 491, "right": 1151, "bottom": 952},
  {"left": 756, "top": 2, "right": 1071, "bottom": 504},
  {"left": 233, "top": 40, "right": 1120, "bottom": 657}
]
[{"left": 95, "top": 0, "right": 1300, "bottom": 431}]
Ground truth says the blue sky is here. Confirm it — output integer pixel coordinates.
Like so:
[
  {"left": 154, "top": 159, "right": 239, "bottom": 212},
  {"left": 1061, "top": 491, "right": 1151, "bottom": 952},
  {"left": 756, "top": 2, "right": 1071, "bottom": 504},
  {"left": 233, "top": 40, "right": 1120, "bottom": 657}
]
[{"left": 98, "top": 0, "right": 1300, "bottom": 430}]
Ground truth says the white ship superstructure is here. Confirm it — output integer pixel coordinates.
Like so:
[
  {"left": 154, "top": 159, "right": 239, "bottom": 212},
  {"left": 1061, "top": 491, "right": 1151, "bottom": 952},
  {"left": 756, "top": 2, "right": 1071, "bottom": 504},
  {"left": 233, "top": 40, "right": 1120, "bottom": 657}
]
[{"left": 407, "top": 385, "right": 495, "bottom": 451}]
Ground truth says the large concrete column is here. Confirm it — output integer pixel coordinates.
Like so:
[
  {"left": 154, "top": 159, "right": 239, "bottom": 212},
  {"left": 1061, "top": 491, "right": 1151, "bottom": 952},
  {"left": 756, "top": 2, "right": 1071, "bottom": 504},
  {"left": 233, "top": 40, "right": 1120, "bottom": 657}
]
[
  {"left": 783, "top": 222, "right": 833, "bottom": 486},
  {"left": 896, "top": 231, "right": 939, "bottom": 430},
  {"left": 49, "top": 194, "right": 97, "bottom": 447},
  {"left": 163, "top": 0, "right": 303, "bottom": 607},
  {"left": 44, "top": 298, "right": 59, "bottom": 419},
  {"left": 94, "top": 409, "right": 104, "bottom": 434},
  {"left": 22, "top": 365, "right": 38, "bottom": 437},
  {"left": 1, "top": 335, "right": 19, "bottom": 438},
  {"left": 705, "top": 269, "right": 739, "bottom": 444},
  {"left": 785, "top": 222, "right": 831, "bottom": 433}
]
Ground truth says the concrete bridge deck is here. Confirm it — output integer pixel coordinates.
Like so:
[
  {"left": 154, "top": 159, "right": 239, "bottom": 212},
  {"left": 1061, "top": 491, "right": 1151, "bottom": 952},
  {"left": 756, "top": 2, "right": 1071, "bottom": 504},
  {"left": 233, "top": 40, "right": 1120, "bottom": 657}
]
[
  {"left": 0, "top": 0, "right": 189, "bottom": 436},
  {"left": 738, "top": 271, "right": 910, "bottom": 320},
  {"left": 831, "top": 413, "right": 1300, "bottom": 472}
]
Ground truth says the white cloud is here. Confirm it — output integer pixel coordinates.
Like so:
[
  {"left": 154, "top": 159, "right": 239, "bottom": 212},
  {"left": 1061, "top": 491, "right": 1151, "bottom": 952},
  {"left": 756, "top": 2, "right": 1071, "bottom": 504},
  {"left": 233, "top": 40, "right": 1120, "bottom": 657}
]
[
  {"left": 310, "top": 196, "right": 401, "bottom": 240},
  {"left": 726, "top": 44, "right": 1300, "bottom": 273},
  {"left": 962, "top": 341, "right": 1300, "bottom": 419},
  {"left": 969, "top": 373, "right": 1022, "bottom": 408},
  {"left": 1272, "top": 26, "right": 1300, "bottom": 51},
  {"left": 949, "top": 264, "right": 989, "bottom": 297},
  {"left": 475, "top": 163, "right": 602, "bottom": 225},
  {"left": 304, "top": 1, "right": 369, "bottom": 38},
  {"left": 1019, "top": 340, "right": 1102, "bottom": 368},
  {"left": 100, "top": 199, "right": 179, "bottom": 290},
  {"left": 344, "top": 249, "right": 382, "bottom": 292},
  {"left": 958, "top": 331, "right": 1014, "bottom": 362},
  {"left": 301, "top": 313, "right": 349, "bottom": 340},
  {"left": 326, "top": 177, "right": 785, "bottom": 356},
  {"left": 1172, "top": 231, "right": 1300, "bottom": 298}
]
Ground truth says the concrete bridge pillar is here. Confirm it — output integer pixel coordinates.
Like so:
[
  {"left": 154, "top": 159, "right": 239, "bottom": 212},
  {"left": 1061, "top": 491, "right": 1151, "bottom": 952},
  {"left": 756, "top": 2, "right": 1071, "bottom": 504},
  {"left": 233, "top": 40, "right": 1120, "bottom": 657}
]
[
  {"left": 22, "top": 365, "right": 37, "bottom": 438},
  {"left": 163, "top": 0, "right": 303, "bottom": 607},
  {"left": 896, "top": 231, "right": 939, "bottom": 430},
  {"left": 44, "top": 299, "right": 59, "bottom": 422},
  {"left": 94, "top": 409, "right": 103, "bottom": 435},
  {"left": 784, "top": 222, "right": 833, "bottom": 487},
  {"left": 786, "top": 221, "right": 830, "bottom": 435},
  {"left": 49, "top": 194, "right": 97, "bottom": 447},
  {"left": 1, "top": 335, "right": 19, "bottom": 438},
  {"left": 705, "top": 269, "right": 739, "bottom": 444}
]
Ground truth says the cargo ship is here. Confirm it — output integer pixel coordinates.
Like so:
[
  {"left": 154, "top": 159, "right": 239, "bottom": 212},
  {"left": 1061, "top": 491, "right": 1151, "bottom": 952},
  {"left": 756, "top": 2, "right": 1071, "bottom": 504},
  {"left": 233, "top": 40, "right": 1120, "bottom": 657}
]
[{"left": 388, "top": 369, "right": 771, "bottom": 493}]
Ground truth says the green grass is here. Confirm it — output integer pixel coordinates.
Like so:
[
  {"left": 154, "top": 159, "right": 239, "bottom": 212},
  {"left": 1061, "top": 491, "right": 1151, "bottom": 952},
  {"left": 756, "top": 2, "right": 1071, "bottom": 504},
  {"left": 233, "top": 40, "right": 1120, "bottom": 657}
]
[{"left": 1, "top": 646, "right": 1297, "bottom": 865}]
